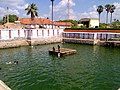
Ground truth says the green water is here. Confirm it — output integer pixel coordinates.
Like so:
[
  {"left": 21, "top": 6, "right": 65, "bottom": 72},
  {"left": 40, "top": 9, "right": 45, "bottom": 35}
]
[{"left": 0, "top": 43, "right": 120, "bottom": 90}]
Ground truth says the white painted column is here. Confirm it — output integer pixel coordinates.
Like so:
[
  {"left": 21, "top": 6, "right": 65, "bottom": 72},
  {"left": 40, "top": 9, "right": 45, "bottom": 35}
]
[{"left": 94, "top": 33, "right": 99, "bottom": 45}]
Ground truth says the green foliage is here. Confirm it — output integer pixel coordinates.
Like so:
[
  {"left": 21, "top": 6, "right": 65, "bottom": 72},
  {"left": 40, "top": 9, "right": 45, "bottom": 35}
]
[
  {"left": 110, "top": 5, "right": 116, "bottom": 13},
  {"left": 97, "top": 5, "right": 104, "bottom": 14},
  {"left": 2, "top": 14, "right": 18, "bottom": 23},
  {"left": 99, "top": 23, "right": 107, "bottom": 28},
  {"left": 25, "top": 3, "right": 38, "bottom": 19},
  {"left": 59, "top": 19, "right": 78, "bottom": 27},
  {"left": 105, "top": 4, "right": 111, "bottom": 13},
  {"left": 97, "top": 4, "right": 116, "bottom": 24},
  {"left": 111, "top": 20, "right": 120, "bottom": 29},
  {"left": 9, "top": 15, "right": 18, "bottom": 22}
]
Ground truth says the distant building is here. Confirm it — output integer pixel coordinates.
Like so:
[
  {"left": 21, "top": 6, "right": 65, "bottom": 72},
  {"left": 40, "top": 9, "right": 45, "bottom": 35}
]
[
  {"left": 54, "top": 21, "right": 72, "bottom": 29},
  {"left": 20, "top": 18, "right": 53, "bottom": 29},
  {"left": 19, "top": 18, "right": 72, "bottom": 29},
  {"left": 79, "top": 18, "right": 99, "bottom": 28}
]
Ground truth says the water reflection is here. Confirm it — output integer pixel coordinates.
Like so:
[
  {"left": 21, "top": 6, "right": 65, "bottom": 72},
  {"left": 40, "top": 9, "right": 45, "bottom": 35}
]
[{"left": 0, "top": 44, "right": 120, "bottom": 90}]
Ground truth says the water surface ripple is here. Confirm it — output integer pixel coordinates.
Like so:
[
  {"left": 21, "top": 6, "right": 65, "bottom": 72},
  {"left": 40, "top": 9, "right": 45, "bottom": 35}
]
[{"left": 0, "top": 44, "right": 120, "bottom": 90}]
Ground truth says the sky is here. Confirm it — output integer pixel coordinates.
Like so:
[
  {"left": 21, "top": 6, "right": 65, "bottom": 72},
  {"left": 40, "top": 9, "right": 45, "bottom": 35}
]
[{"left": 0, "top": 0, "right": 120, "bottom": 23}]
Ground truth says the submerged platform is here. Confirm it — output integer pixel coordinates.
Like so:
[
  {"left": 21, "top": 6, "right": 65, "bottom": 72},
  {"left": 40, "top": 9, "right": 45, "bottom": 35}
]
[{"left": 49, "top": 48, "right": 76, "bottom": 57}]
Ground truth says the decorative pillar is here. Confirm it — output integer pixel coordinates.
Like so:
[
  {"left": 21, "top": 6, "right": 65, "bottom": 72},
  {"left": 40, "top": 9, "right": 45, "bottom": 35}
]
[
  {"left": 9, "top": 30, "right": 11, "bottom": 39},
  {"left": 18, "top": 30, "right": 20, "bottom": 37},
  {"left": 94, "top": 33, "right": 99, "bottom": 45}
]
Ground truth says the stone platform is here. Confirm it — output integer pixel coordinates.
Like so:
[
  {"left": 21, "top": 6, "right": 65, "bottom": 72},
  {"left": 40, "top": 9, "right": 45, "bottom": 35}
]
[{"left": 49, "top": 48, "right": 76, "bottom": 57}]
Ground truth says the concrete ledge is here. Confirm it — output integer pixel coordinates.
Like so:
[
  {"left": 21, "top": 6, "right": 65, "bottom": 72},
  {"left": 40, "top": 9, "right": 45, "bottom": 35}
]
[
  {"left": 0, "top": 37, "right": 62, "bottom": 49},
  {"left": 30, "top": 37, "right": 62, "bottom": 45},
  {"left": 0, "top": 39, "right": 29, "bottom": 49},
  {"left": 0, "top": 80, "right": 11, "bottom": 90}
]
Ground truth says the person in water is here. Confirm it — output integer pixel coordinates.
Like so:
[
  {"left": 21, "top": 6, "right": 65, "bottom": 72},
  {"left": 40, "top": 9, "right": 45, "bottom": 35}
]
[{"left": 14, "top": 61, "right": 18, "bottom": 64}]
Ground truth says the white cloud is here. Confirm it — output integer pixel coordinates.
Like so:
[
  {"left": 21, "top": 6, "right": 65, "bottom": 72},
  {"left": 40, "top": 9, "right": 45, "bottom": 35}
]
[
  {"left": 8, "top": 8, "right": 19, "bottom": 15},
  {"left": 113, "top": 2, "right": 120, "bottom": 20},
  {"left": 0, "top": 0, "right": 28, "bottom": 18},
  {"left": 49, "top": 0, "right": 98, "bottom": 20},
  {"left": 77, "top": 5, "right": 98, "bottom": 20},
  {"left": 1, "top": 0, "right": 25, "bottom": 8},
  {"left": 0, "top": 7, "right": 19, "bottom": 17},
  {"left": 16, "top": 4, "right": 29, "bottom": 10},
  {"left": 50, "top": 0, "right": 76, "bottom": 20}
]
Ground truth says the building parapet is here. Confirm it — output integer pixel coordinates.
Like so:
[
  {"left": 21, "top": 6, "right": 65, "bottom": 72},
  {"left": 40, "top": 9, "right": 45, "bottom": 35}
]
[{"left": 63, "top": 29, "right": 120, "bottom": 45}]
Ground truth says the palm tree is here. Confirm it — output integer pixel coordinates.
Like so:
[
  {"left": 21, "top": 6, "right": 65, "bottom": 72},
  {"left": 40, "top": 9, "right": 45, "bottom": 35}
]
[
  {"left": 97, "top": 5, "right": 104, "bottom": 27},
  {"left": 25, "top": 3, "right": 38, "bottom": 42},
  {"left": 105, "top": 4, "right": 111, "bottom": 24},
  {"left": 110, "top": 5, "right": 116, "bottom": 24},
  {"left": 25, "top": 3, "right": 38, "bottom": 20},
  {"left": 50, "top": 0, "right": 54, "bottom": 29}
]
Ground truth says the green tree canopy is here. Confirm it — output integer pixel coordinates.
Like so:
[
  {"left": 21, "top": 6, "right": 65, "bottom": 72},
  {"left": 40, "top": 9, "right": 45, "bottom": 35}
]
[
  {"left": 97, "top": 5, "right": 104, "bottom": 26},
  {"left": 59, "top": 19, "right": 78, "bottom": 26},
  {"left": 105, "top": 4, "right": 111, "bottom": 24},
  {"left": 3, "top": 14, "right": 18, "bottom": 23}
]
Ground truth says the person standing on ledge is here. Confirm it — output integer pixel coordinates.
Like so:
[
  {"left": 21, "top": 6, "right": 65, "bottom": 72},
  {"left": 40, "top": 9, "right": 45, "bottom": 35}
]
[
  {"left": 58, "top": 45, "right": 60, "bottom": 52},
  {"left": 53, "top": 47, "right": 55, "bottom": 52},
  {"left": 57, "top": 45, "right": 61, "bottom": 57}
]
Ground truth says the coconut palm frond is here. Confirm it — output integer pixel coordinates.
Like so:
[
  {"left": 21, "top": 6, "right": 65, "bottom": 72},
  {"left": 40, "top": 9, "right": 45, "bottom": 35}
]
[{"left": 25, "top": 3, "right": 39, "bottom": 19}]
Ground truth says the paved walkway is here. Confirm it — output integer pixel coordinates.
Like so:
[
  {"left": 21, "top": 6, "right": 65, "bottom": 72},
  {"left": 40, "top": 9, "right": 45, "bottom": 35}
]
[{"left": 0, "top": 80, "right": 11, "bottom": 90}]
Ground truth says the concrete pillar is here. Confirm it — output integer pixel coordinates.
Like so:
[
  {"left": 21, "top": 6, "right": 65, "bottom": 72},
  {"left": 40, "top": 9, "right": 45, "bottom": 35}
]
[
  {"left": 0, "top": 30, "right": 1, "bottom": 39},
  {"left": 93, "top": 33, "right": 100, "bottom": 45},
  {"left": 9, "top": 30, "right": 11, "bottom": 39}
]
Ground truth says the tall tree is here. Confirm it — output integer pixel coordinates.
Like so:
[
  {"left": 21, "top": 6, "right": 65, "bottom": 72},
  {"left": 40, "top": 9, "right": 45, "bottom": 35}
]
[
  {"left": 50, "top": 0, "right": 54, "bottom": 29},
  {"left": 25, "top": 3, "right": 38, "bottom": 20},
  {"left": 105, "top": 4, "right": 111, "bottom": 24},
  {"left": 110, "top": 5, "right": 116, "bottom": 24},
  {"left": 97, "top": 5, "right": 104, "bottom": 27}
]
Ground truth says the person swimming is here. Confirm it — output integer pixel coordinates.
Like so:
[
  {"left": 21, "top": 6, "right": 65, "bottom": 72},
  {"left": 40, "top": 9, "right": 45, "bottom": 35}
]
[
  {"left": 14, "top": 61, "right": 18, "bottom": 64},
  {"left": 6, "top": 61, "right": 18, "bottom": 65},
  {"left": 53, "top": 47, "right": 55, "bottom": 52}
]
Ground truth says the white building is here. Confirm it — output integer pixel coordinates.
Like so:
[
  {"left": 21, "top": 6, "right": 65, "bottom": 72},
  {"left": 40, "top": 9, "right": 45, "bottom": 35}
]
[
  {"left": 79, "top": 18, "right": 99, "bottom": 28},
  {"left": 19, "top": 18, "right": 72, "bottom": 29}
]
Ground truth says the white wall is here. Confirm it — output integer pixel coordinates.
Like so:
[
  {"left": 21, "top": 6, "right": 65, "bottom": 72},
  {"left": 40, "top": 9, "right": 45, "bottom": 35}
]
[
  {"left": 0, "top": 29, "right": 64, "bottom": 40},
  {"left": 89, "top": 19, "right": 99, "bottom": 28}
]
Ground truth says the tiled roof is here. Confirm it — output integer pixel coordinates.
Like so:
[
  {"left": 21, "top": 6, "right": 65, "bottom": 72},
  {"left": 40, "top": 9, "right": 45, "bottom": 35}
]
[
  {"left": 20, "top": 18, "right": 53, "bottom": 25},
  {"left": 64, "top": 29, "right": 120, "bottom": 33},
  {"left": 20, "top": 18, "right": 72, "bottom": 26},
  {"left": 54, "top": 21, "right": 72, "bottom": 26}
]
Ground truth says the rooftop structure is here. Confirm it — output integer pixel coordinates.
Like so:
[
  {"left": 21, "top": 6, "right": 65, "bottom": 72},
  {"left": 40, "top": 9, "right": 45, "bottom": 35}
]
[
  {"left": 19, "top": 18, "right": 72, "bottom": 29},
  {"left": 20, "top": 18, "right": 52, "bottom": 25},
  {"left": 79, "top": 18, "right": 99, "bottom": 28}
]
